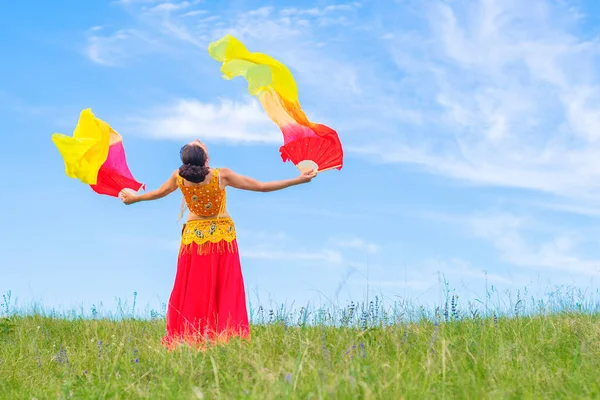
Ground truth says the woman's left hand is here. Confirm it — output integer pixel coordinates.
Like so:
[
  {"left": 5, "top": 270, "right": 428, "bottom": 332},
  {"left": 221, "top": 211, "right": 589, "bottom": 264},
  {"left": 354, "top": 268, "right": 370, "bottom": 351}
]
[
  {"left": 119, "top": 189, "right": 138, "bottom": 205},
  {"left": 297, "top": 169, "right": 317, "bottom": 184}
]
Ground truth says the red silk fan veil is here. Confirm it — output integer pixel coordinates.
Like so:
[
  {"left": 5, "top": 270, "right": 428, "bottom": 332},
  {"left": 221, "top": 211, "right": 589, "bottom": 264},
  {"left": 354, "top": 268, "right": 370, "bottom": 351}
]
[{"left": 208, "top": 35, "right": 344, "bottom": 173}]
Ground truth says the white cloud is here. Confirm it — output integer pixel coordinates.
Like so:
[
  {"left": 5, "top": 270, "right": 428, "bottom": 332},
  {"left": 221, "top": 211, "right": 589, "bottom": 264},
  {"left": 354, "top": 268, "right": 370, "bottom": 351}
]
[
  {"left": 369, "top": 0, "right": 600, "bottom": 201},
  {"left": 148, "top": 2, "right": 194, "bottom": 13},
  {"left": 85, "top": 0, "right": 600, "bottom": 207},
  {"left": 84, "top": 27, "right": 166, "bottom": 66},
  {"left": 125, "top": 98, "right": 281, "bottom": 144},
  {"left": 529, "top": 201, "right": 600, "bottom": 219},
  {"left": 236, "top": 232, "right": 385, "bottom": 266},
  {"left": 415, "top": 207, "right": 600, "bottom": 279},
  {"left": 113, "top": 0, "right": 162, "bottom": 5},
  {"left": 242, "top": 249, "right": 342, "bottom": 264},
  {"left": 181, "top": 10, "right": 207, "bottom": 18},
  {"left": 467, "top": 211, "right": 600, "bottom": 276},
  {"left": 236, "top": 231, "right": 370, "bottom": 266},
  {"left": 328, "top": 237, "right": 380, "bottom": 254},
  {"left": 84, "top": 1, "right": 363, "bottom": 94},
  {"left": 111, "top": 229, "right": 345, "bottom": 265},
  {"left": 86, "top": 2, "right": 365, "bottom": 144},
  {"left": 279, "top": 2, "right": 361, "bottom": 18},
  {"left": 349, "top": 257, "right": 512, "bottom": 294}
]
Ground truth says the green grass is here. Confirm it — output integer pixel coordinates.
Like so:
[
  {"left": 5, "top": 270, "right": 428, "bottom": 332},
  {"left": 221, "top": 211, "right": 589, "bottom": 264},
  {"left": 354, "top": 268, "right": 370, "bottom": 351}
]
[{"left": 2, "top": 311, "right": 600, "bottom": 399}]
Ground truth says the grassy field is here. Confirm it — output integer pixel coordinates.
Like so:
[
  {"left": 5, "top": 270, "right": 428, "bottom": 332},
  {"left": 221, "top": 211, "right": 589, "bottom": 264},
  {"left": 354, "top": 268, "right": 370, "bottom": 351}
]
[{"left": 2, "top": 291, "right": 600, "bottom": 399}]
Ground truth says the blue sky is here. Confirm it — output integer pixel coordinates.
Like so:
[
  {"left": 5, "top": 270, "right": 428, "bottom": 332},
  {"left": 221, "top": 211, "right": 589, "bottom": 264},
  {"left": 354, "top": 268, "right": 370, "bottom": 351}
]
[{"left": 2, "top": 0, "right": 600, "bottom": 316}]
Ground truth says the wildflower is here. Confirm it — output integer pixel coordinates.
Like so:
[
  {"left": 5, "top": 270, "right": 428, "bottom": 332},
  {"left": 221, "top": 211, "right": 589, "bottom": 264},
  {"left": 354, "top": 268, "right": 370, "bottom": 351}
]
[
  {"left": 401, "top": 330, "right": 408, "bottom": 345},
  {"left": 192, "top": 386, "right": 205, "bottom": 399},
  {"left": 56, "top": 346, "right": 69, "bottom": 365},
  {"left": 429, "top": 321, "right": 439, "bottom": 350},
  {"left": 345, "top": 345, "right": 357, "bottom": 359},
  {"left": 451, "top": 295, "right": 458, "bottom": 319},
  {"left": 285, "top": 373, "right": 292, "bottom": 384}
]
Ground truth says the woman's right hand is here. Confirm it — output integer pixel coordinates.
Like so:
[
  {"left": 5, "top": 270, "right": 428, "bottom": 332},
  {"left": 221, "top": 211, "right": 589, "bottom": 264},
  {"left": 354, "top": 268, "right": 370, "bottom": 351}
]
[{"left": 119, "top": 189, "right": 139, "bottom": 205}]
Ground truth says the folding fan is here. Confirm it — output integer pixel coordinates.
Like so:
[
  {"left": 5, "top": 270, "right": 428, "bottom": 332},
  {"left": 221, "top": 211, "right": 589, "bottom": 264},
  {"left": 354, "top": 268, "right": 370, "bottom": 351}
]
[{"left": 208, "top": 35, "right": 344, "bottom": 173}]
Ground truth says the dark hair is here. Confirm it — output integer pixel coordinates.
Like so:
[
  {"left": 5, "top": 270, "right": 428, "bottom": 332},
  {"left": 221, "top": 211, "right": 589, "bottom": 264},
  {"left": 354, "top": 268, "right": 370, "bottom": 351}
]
[{"left": 179, "top": 144, "right": 209, "bottom": 183}]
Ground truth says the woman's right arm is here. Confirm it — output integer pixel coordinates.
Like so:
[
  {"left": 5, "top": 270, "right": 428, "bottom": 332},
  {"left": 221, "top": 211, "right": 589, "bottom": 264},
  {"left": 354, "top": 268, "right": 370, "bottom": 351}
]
[
  {"left": 120, "top": 170, "right": 179, "bottom": 204},
  {"left": 220, "top": 168, "right": 317, "bottom": 192}
]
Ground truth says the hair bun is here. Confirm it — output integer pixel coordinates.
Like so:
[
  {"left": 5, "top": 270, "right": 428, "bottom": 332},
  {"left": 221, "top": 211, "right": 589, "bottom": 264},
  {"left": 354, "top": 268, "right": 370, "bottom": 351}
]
[{"left": 179, "top": 164, "right": 209, "bottom": 183}]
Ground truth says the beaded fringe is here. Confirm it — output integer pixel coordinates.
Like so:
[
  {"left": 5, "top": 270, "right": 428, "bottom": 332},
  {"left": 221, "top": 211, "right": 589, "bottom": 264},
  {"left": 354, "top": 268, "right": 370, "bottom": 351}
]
[{"left": 179, "top": 240, "right": 238, "bottom": 256}]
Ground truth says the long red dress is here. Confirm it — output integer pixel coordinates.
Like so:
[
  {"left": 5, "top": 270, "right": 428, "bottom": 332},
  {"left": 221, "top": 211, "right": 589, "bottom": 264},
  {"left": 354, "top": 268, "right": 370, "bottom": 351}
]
[{"left": 162, "top": 168, "right": 250, "bottom": 349}]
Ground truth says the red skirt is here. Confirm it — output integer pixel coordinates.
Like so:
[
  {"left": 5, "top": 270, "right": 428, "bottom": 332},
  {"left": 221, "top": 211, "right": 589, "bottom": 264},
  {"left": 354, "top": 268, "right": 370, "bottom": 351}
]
[{"left": 162, "top": 219, "right": 250, "bottom": 349}]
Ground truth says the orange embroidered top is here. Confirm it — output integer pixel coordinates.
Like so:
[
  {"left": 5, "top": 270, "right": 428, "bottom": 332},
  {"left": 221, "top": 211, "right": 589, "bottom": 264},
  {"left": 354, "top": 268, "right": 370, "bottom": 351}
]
[{"left": 177, "top": 168, "right": 227, "bottom": 218}]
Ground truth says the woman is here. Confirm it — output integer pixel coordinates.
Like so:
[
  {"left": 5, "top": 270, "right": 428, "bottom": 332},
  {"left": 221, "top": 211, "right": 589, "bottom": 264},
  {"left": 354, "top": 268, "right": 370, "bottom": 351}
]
[{"left": 119, "top": 139, "right": 316, "bottom": 348}]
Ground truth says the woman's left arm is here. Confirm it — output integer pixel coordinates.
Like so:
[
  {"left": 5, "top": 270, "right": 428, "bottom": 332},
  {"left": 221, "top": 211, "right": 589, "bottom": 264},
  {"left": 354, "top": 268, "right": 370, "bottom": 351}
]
[{"left": 120, "top": 170, "right": 179, "bottom": 205}]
